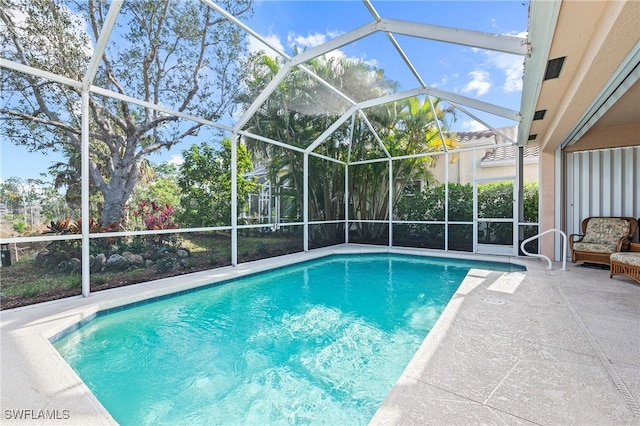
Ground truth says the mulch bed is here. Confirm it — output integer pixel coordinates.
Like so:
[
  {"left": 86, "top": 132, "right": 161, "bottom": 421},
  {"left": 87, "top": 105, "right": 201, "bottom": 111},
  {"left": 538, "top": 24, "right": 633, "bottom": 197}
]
[{"left": 0, "top": 263, "right": 226, "bottom": 310}]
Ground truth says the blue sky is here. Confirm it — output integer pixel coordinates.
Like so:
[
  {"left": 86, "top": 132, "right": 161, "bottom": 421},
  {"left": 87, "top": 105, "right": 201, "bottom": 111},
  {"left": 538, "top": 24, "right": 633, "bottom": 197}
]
[
  {"left": 1, "top": 0, "right": 529, "bottom": 182},
  {"left": 245, "top": 1, "right": 529, "bottom": 118}
]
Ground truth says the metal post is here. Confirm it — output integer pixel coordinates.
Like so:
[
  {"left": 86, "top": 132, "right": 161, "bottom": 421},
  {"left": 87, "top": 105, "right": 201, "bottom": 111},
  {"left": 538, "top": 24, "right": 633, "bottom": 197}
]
[
  {"left": 81, "top": 91, "right": 90, "bottom": 298},
  {"left": 472, "top": 150, "right": 478, "bottom": 253},
  {"left": 345, "top": 163, "right": 349, "bottom": 244},
  {"left": 388, "top": 160, "right": 393, "bottom": 247},
  {"left": 303, "top": 153, "right": 309, "bottom": 252},
  {"left": 517, "top": 145, "right": 524, "bottom": 255},
  {"left": 231, "top": 135, "right": 238, "bottom": 266},
  {"left": 444, "top": 150, "right": 449, "bottom": 251}
]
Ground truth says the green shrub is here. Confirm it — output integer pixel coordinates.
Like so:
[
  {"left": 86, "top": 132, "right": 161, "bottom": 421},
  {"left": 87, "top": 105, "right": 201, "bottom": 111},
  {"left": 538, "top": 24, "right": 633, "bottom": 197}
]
[
  {"left": 92, "top": 276, "right": 107, "bottom": 286},
  {"left": 396, "top": 181, "right": 538, "bottom": 223},
  {"left": 123, "top": 236, "right": 147, "bottom": 254},
  {"left": 128, "top": 268, "right": 146, "bottom": 280},
  {"left": 12, "top": 221, "right": 27, "bottom": 233},
  {"left": 255, "top": 242, "right": 268, "bottom": 255}
]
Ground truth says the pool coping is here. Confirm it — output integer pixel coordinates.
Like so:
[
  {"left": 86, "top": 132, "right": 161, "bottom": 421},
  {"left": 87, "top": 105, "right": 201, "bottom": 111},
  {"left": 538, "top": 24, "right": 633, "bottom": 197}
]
[{"left": 2, "top": 244, "right": 638, "bottom": 425}]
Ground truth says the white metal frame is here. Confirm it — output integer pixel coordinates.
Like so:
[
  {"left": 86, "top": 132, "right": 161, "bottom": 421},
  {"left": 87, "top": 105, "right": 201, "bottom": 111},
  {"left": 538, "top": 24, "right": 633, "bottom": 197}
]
[
  {"left": 0, "top": 0, "right": 536, "bottom": 299},
  {"left": 473, "top": 174, "right": 518, "bottom": 256}
]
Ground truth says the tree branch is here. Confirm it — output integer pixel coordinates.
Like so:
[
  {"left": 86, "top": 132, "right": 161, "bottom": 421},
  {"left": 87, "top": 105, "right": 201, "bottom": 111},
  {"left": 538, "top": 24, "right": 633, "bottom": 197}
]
[
  {"left": 0, "top": 108, "right": 80, "bottom": 141},
  {"left": 88, "top": 0, "right": 136, "bottom": 131},
  {"left": 176, "top": 9, "right": 209, "bottom": 113}
]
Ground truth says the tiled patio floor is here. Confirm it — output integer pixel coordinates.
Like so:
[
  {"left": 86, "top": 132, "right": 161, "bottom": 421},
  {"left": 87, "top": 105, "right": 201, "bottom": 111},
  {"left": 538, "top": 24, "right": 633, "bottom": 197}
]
[
  {"left": 1, "top": 245, "right": 638, "bottom": 425},
  {"left": 371, "top": 253, "right": 640, "bottom": 425}
]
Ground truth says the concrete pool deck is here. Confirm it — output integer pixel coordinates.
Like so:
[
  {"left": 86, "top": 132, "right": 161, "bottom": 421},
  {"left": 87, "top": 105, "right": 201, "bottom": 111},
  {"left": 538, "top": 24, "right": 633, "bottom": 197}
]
[{"left": 1, "top": 245, "right": 639, "bottom": 425}]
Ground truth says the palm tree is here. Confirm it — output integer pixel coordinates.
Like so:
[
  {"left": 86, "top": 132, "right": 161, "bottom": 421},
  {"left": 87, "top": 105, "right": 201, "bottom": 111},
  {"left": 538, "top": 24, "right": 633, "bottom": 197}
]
[
  {"left": 348, "top": 96, "right": 458, "bottom": 241},
  {"left": 239, "top": 53, "right": 457, "bottom": 243}
]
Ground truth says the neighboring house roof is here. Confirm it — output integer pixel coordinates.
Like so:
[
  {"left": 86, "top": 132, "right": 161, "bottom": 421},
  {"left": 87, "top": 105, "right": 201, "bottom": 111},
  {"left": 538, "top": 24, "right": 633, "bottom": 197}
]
[
  {"left": 244, "top": 165, "right": 267, "bottom": 179},
  {"left": 481, "top": 145, "right": 540, "bottom": 166},
  {"left": 452, "top": 125, "right": 539, "bottom": 166},
  {"left": 454, "top": 125, "right": 517, "bottom": 147},
  {"left": 455, "top": 130, "right": 499, "bottom": 143}
]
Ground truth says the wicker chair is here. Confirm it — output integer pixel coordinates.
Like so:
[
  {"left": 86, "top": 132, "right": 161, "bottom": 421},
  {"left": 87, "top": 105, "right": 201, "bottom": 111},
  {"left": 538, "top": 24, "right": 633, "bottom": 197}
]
[
  {"left": 569, "top": 217, "right": 638, "bottom": 266},
  {"left": 610, "top": 247, "right": 640, "bottom": 284}
]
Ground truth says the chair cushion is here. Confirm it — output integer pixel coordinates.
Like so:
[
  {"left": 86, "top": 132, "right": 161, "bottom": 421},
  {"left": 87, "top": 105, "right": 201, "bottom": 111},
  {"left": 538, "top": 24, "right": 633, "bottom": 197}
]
[
  {"left": 582, "top": 218, "right": 630, "bottom": 245},
  {"left": 610, "top": 252, "right": 640, "bottom": 267},
  {"left": 572, "top": 242, "right": 617, "bottom": 253}
]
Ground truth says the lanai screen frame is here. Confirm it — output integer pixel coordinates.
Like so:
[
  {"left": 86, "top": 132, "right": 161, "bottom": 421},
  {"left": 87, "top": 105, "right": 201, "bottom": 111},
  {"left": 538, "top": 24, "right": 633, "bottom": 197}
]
[{"left": 0, "top": 0, "right": 550, "bottom": 299}]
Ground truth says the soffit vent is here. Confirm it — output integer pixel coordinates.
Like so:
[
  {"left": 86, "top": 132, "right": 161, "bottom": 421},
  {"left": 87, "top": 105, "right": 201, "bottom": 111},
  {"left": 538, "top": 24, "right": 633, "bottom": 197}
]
[
  {"left": 533, "top": 109, "right": 547, "bottom": 120},
  {"left": 528, "top": 134, "right": 538, "bottom": 141},
  {"left": 544, "top": 56, "right": 566, "bottom": 80}
]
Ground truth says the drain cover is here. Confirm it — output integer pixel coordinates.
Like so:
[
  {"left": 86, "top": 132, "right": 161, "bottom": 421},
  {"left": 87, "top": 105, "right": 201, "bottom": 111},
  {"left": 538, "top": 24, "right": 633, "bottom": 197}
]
[{"left": 482, "top": 297, "right": 506, "bottom": 305}]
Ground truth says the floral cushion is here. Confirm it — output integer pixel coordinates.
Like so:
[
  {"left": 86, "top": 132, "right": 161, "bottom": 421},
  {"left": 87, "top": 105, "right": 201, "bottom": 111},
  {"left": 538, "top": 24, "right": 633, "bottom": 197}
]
[
  {"left": 611, "top": 252, "right": 640, "bottom": 267},
  {"left": 581, "top": 218, "right": 631, "bottom": 245},
  {"left": 572, "top": 242, "right": 617, "bottom": 253}
]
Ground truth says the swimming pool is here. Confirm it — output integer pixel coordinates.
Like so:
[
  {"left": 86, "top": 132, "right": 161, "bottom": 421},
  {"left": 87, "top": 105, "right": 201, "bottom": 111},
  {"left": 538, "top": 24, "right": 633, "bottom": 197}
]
[{"left": 54, "top": 253, "right": 524, "bottom": 425}]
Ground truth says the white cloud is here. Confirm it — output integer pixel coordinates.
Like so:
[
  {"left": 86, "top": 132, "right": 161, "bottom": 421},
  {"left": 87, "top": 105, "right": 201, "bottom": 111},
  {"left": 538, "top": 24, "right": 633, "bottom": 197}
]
[
  {"left": 284, "top": 29, "right": 372, "bottom": 71},
  {"left": 248, "top": 32, "right": 285, "bottom": 57},
  {"left": 503, "top": 63, "right": 524, "bottom": 92},
  {"left": 484, "top": 51, "right": 524, "bottom": 93},
  {"left": 431, "top": 76, "right": 449, "bottom": 88},
  {"left": 363, "top": 58, "right": 379, "bottom": 69},
  {"left": 286, "top": 29, "right": 344, "bottom": 51},
  {"left": 484, "top": 31, "right": 527, "bottom": 93},
  {"left": 168, "top": 155, "right": 183, "bottom": 166},
  {"left": 288, "top": 32, "right": 327, "bottom": 50},
  {"left": 462, "top": 70, "right": 491, "bottom": 96},
  {"left": 324, "top": 50, "right": 346, "bottom": 63},
  {"left": 461, "top": 120, "right": 488, "bottom": 131}
]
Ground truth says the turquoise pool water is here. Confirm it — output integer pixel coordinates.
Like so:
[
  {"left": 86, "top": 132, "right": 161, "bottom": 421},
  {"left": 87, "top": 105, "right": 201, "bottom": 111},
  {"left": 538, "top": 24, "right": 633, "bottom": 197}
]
[{"left": 54, "top": 254, "right": 523, "bottom": 425}]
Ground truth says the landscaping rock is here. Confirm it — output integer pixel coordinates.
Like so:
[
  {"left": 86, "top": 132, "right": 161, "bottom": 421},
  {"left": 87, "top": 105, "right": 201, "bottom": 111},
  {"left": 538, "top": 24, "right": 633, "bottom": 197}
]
[
  {"left": 57, "top": 258, "right": 81, "bottom": 273},
  {"left": 34, "top": 250, "right": 68, "bottom": 270},
  {"left": 122, "top": 251, "right": 144, "bottom": 266},
  {"left": 33, "top": 250, "right": 49, "bottom": 265},
  {"left": 155, "top": 253, "right": 176, "bottom": 273},
  {"left": 89, "top": 253, "right": 107, "bottom": 272},
  {"left": 94, "top": 253, "right": 107, "bottom": 272},
  {"left": 106, "top": 253, "right": 129, "bottom": 270}
]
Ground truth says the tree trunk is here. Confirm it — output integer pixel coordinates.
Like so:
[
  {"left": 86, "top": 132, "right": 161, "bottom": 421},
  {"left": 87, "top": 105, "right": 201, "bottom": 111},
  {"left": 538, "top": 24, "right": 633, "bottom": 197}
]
[
  {"left": 94, "top": 140, "right": 140, "bottom": 226},
  {"left": 99, "top": 169, "right": 132, "bottom": 226}
]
